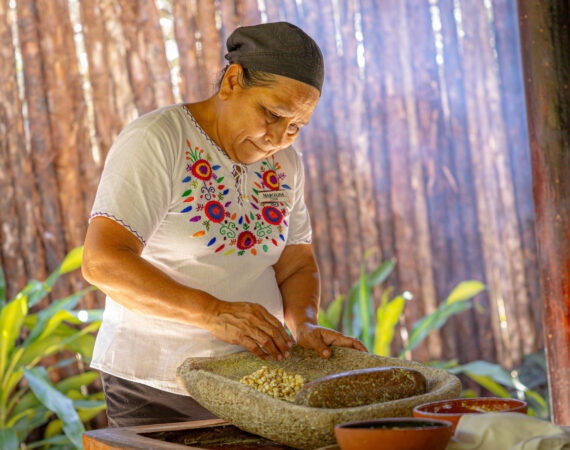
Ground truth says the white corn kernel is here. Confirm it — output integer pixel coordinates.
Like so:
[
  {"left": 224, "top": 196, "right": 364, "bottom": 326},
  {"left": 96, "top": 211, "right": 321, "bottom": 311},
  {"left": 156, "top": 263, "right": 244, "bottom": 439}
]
[{"left": 240, "top": 367, "right": 307, "bottom": 402}]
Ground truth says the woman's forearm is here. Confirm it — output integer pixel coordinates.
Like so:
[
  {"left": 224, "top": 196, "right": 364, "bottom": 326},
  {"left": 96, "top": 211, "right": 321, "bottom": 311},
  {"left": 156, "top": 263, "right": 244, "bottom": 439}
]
[
  {"left": 82, "top": 244, "right": 218, "bottom": 327},
  {"left": 281, "top": 267, "right": 320, "bottom": 339},
  {"left": 82, "top": 216, "right": 219, "bottom": 327},
  {"left": 83, "top": 216, "right": 293, "bottom": 360},
  {"left": 274, "top": 244, "right": 321, "bottom": 339}
]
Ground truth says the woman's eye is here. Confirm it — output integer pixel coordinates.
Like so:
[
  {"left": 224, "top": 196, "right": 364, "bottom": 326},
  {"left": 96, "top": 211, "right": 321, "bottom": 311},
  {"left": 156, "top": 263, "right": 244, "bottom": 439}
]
[{"left": 265, "top": 109, "right": 280, "bottom": 121}]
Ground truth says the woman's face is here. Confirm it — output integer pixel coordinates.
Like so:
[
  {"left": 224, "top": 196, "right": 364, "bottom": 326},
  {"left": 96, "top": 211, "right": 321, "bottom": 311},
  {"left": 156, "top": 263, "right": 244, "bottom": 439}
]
[{"left": 215, "top": 65, "right": 320, "bottom": 165}]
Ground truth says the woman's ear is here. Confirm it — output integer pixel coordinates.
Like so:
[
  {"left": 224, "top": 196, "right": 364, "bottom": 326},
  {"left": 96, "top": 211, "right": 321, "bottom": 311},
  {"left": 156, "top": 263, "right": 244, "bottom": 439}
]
[{"left": 219, "top": 63, "right": 243, "bottom": 99}]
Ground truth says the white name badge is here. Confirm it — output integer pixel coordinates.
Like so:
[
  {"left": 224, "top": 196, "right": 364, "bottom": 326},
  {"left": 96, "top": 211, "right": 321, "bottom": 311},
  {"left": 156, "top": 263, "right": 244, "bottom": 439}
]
[{"left": 259, "top": 190, "right": 289, "bottom": 203}]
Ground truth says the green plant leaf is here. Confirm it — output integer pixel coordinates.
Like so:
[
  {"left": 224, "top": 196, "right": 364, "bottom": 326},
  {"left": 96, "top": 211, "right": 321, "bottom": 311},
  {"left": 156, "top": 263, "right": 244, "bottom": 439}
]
[
  {"left": 400, "top": 299, "right": 473, "bottom": 355},
  {"left": 0, "top": 428, "right": 19, "bottom": 450},
  {"left": 523, "top": 389, "right": 549, "bottom": 419},
  {"left": 24, "top": 433, "right": 72, "bottom": 449},
  {"left": 367, "top": 258, "right": 396, "bottom": 287},
  {"left": 465, "top": 373, "right": 512, "bottom": 398},
  {"left": 446, "top": 280, "right": 486, "bottom": 305},
  {"left": 358, "top": 268, "right": 372, "bottom": 351},
  {"left": 373, "top": 295, "right": 405, "bottom": 356},
  {"left": 23, "top": 367, "right": 84, "bottom": 449},
  {"left": 67, "top": 307, "right": 103, "bottom": 323},
  {"left": 59, "top": 247, "right": 84, "bottom": 275},
  {"left": 324, "top": 295, "right": 344, "bottom": 331},
  {"left": 0, "top": 268, "right": 6, "bottom": 307},
  {"left": 19, "top": 321, "right": 100, "bottom": 369},
  {"left": 317, "top": 310, "right": 332, "bottom": 328},
  {"left": 55, "top": 371, "right": 99, "bottom": 395},
  {"left": 448, "top": 360, "right": 516, "bottom": 388},
  {"left": 342, "top": 285, "right": 358, "bottom": 336},
  {"left": 24, "top": 289, "right": 90, "bottom": 346},
  {"left": 0, "top": 296, "right": 28, "bottom": 381},
  {"left": 20, "top": 280, "right": 50, "bottom": 309}
]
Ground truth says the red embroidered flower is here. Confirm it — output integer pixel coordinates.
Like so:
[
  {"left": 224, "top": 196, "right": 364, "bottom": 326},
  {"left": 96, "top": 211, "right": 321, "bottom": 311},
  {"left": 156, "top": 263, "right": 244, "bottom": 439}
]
[
  {"left": 262, "top": 206, "right": 283, "bottom": 226},
  {"left": 263, "top": 170, "right": 279, "bottom": 191},
  {"left": 191, "top": 159, "right": 212, "bottom": 180},
  {"left": 237, "top": 231, "right": 256, "bottom": 250},
  {"left": 204, "top": 201, "right": 225, "bottom": 223}
]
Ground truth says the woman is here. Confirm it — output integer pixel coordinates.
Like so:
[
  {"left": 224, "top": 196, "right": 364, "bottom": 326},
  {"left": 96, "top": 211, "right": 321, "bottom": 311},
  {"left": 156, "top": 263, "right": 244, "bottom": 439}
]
[{"left": 82, "top": 21, "right": 366, "bottom": 427}]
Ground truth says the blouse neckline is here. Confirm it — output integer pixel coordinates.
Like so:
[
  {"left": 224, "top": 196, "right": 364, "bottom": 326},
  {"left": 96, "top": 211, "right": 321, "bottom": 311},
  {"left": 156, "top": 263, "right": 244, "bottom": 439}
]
[{"left": 181, "top": 104, "right": 247, "bottom": 170}]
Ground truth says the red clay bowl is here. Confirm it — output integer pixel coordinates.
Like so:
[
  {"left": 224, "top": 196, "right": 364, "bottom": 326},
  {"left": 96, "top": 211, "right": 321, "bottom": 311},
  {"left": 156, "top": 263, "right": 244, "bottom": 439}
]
[
  {"left": 334, "top": 417, "right": 453, "bottom": 450},
  {"left": 413, "top": 397, "right": 528, "bottom": 433}
]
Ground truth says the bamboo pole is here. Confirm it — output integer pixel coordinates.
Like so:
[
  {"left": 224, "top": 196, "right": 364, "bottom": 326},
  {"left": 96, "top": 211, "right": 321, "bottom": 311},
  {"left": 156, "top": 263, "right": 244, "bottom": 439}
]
[{"left": 517, "top": 0, "right": 570, "bottom": 426}]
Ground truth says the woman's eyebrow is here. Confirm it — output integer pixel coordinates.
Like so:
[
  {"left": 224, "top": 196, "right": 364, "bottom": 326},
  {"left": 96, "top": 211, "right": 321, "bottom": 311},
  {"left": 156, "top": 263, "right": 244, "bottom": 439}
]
[{"left": 269, "top": 105, "right": 309, "bottom": 125}]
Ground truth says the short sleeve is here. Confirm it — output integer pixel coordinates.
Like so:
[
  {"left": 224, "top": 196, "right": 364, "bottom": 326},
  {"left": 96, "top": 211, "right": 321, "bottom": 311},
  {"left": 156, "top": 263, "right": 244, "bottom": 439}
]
[
  {"left": 286, "top": 149, "right": 312, "bottom": 245},
  {"left": 89, "top": 112, "right": 178, "bottom": 245}
]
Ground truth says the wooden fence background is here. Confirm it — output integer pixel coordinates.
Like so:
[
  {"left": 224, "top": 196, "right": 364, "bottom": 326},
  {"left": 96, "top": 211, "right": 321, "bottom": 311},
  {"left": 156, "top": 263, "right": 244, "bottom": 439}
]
[{"left": 0, "top": 0, "right": 541, "bottom": 369}]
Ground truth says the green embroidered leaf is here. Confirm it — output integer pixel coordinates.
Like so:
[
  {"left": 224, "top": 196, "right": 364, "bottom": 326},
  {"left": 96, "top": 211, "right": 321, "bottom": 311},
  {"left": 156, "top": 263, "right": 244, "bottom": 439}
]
[
  {"left": 250, "top": 212, "right": 254, "bottom": 220},
  {"left": 243, "top": 223, "right": 250, "bottom": 230},
  {"left": 182, "top": 189, "right": 192, "bottom": 197},
  {"left": 217, "top": 177, "right": 224, "bottom": 183},
  {"left": 238, "top": 250, "right": 245, "bottom": 256},
  {"left": 202, "top": 220, "right": 210, "bottom": 231},
  {"left": 263, "top": 245, "right": 268, "bottom": 252}
]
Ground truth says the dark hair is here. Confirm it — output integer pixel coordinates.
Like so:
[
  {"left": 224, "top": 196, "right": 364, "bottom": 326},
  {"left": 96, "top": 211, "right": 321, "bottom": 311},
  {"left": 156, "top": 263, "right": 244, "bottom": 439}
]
[{"left": 216, "top": 64, "right": 278, "bottom": 91}]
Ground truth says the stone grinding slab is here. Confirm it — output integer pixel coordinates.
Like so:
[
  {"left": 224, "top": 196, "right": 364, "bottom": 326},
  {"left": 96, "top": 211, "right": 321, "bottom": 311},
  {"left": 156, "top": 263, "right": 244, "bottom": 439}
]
[{"left": 177, "top": 346, "right": 461, "bottom": 450}]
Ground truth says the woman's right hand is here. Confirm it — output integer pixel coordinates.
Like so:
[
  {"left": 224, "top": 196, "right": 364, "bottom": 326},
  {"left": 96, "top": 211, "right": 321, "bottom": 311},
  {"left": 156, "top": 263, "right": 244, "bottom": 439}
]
[{"left": 205, "top": 300, "right": 293, "bottom": 361}]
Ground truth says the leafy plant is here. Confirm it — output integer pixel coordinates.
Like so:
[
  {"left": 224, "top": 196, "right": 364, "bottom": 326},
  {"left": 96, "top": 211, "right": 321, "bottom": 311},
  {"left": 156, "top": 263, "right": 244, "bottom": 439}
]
[
  {"left": 0, "top": 247, "right": 105, "bottom": 449},
  {"left": 319, "top": 254, "right": 550, "bottom": 420}
]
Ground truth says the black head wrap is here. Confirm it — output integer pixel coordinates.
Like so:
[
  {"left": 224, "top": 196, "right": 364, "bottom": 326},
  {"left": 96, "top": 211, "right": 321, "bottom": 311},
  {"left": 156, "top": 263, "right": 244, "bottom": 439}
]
[{"left": 225, "top": 22, "right": 324, "bottom": 92}]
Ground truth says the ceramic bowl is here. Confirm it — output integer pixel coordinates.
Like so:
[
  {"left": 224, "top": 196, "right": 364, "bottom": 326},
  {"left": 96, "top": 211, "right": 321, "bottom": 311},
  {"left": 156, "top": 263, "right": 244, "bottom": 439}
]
[
  {"left": 413, "top": 397, "right": 528, "bottom": 433},
  {"left": 334, "top": 417, "right": 453, "bottom": 450}
]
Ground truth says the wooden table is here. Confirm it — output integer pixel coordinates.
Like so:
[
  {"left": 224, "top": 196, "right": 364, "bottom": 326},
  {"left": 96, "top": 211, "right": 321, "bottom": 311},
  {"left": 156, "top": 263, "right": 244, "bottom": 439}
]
[{"left": 83, "top": 418, "right": 338, "bottom": 449}]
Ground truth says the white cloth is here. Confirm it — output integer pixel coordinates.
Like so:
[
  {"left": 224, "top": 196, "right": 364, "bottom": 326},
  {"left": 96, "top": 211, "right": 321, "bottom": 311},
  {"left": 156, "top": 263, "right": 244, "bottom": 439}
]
[
  {"left": 447, "top": 412, "right": 570, "bottom": 450},
  {"left": 89, "top": 104, "right": 312, "bottom": 394}
]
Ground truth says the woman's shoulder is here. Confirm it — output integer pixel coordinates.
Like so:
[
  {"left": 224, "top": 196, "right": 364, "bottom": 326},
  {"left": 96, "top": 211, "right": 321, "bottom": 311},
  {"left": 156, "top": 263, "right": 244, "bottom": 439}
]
[
  {"left": 276, "top": 145, "right": 305, "bottom": 170},
  {"left": 117, "top": 104, "right": 191, "bottom": 142}
]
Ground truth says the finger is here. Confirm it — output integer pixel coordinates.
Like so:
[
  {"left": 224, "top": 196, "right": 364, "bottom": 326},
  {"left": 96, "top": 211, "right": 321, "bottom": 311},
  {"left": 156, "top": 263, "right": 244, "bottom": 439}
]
[
  {"left": 251, "top": 307, "right": 293, "bottom": 356},
  {"left": 324, "top": 331, "right": 368, "bottom": 353},
  {"left": 249, "top": 327, "right": 288, "bottom": 361},
  {"left": 240, "top": 336, "right": 270, "bottom": 360},
  {"left": 302, "top": 330, "right": 333, "bottom": 358},
  {"left": 253, "top": 305, "right": 293, "bottom": 347}
]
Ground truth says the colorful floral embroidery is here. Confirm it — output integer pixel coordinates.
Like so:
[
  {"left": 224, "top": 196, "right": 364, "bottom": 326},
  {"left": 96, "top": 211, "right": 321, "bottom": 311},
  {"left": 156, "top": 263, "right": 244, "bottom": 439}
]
[
  {"left": 181, "top": 144, "right": 292, "bottom": 256},
  {"left": 263, "top": 170, "right": 280, "bottom": 190}
]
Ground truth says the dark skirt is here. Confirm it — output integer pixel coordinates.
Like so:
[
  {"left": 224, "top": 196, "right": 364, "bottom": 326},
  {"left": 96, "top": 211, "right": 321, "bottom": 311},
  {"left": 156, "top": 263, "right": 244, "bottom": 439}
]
[{"left": 100, "top": 372, "right": 218, "bottom": 428}]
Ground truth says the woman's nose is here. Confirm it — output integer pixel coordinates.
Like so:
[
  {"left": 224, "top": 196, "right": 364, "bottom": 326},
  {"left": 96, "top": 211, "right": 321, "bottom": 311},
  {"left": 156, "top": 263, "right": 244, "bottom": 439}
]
[{"left": 265, "top": 122, "right": 290, "bottom": 149}]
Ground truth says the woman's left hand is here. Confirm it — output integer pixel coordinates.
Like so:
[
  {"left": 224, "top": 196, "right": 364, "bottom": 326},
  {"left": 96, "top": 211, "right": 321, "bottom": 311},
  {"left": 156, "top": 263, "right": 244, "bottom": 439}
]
[{"left": 294, "top": 323, "right": 368, "bottom": 358}]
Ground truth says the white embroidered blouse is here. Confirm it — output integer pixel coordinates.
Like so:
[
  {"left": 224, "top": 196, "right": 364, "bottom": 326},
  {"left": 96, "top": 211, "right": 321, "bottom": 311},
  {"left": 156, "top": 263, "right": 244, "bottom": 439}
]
[{"left": 89, "top": 104, "right": 312, "bottom": 394}]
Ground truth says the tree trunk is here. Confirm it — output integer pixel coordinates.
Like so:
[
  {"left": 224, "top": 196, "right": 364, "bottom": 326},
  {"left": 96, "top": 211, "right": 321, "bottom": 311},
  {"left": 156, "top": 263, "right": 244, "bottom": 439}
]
[
  {"left": 173, "top": 0, "right": 204, "bottom": 101},
  {"left": 197, "top": 0, "right": 223, "bottom": 95},
  {"left": 99, "top": 0, "right": 137, "bottom": 125},
  {"left": 0, "top": 0, "right": 46, "bottom": 299},
  {"left": 79, "top": 0, "right": 124, "bottom": 160},
  {"left": 139, "top": 0, "right": 174, "bottom": 107},
  {"left": 518, "top": 0, "right": 570, "bottom": 426},
  {"left": 17, "top": 0, "right": 68, "bottom": 301},
  {"left": 438, "top": 0, "right": 496, "bottom": 364},
  {"left": 237, "top": 0, "right": 260, "bottom": 25},
  {"left": 119, "top": 0, "right": 157, "bottom": 114}
]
